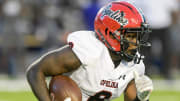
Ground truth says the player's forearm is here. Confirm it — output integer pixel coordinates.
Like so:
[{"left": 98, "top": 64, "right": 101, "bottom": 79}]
[{"left": 26, "top": 66, "right": 51, "bottom": 101}]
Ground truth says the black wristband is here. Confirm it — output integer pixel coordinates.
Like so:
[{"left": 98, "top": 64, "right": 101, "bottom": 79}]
[{"left": 133, "top": 96, "right": 149, "bottom": 101}]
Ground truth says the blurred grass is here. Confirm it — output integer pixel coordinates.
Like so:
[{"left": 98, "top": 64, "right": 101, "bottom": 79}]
[
  {"left": 0, "top": 90, "right": 180, "bottom": 101},
  {"left": 0, "top": 91, "right": 37, "bottom": 101},
  {"left": 113, "top": 90, "right": 180, "bottom": 101}
]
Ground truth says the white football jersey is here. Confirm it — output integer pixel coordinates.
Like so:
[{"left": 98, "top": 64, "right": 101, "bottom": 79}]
[{"left": 67, "top": 31, "right": 145, "bottom": 101}]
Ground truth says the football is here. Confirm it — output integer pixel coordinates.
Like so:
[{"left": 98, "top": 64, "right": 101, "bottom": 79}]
[{"left": 49, "top": 75, "right": 82, "bottom": 101}]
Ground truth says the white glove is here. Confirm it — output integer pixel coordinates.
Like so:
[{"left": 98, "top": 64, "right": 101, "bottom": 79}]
[{"left": 133, "top": 71, "right": 153, "bottom": 101}]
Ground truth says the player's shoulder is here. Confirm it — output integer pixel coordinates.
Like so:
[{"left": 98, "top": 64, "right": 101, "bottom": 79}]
[
  {"left": 67, "top": 30, "right": 94, "bottom": 39},
  {"left": 67, "top": 30, "right": 105, "bottom": 65},
  {"left": 67, "top": 30, "right": 103, "bottom": 50}
]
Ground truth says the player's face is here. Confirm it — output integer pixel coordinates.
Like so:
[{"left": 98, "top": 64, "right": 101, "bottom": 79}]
[
  {"left": 108, "top": 32, "right": 139, "bottom": 62},
  {"left": 124, "top": 33, "right": 138, "bottom": 56}
]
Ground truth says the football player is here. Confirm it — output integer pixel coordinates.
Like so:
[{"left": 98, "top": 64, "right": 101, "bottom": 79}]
[{"left": 26, "top": 1, "right": 153, "bottom": 101}]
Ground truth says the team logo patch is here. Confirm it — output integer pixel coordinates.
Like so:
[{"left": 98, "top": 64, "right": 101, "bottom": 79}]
[
  {"left": 101, "top": 4, "right": 128, "bottom": 26},
  {"left": 100, "top": 80, "right": 118, "bottom": 88}
]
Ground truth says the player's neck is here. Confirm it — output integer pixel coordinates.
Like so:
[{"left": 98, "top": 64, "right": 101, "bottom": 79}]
[{"left": 108, "top": 50, "right": 121, "bottom": 68}]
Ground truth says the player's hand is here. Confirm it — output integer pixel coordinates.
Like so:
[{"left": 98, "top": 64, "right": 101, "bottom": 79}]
[{"left": 133, "top": 71, "right": 153, "bottom": 101}]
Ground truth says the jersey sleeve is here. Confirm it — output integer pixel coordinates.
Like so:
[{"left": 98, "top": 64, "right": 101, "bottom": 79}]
[{"left": 67, "top": 31, "right": 103, "bottom": 65}]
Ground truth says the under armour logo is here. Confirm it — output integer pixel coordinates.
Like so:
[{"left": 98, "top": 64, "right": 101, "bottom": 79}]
[
  {"left": 108, "top": 74, "right": 126, "bottom": 81},
  {"left": 118, "top": 75, "right": 126, "bottom": 80}
]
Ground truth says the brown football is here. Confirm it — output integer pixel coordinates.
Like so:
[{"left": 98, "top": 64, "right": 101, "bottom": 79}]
[{"left": 49, "top": 75, "right": 82, "bottom": 101}]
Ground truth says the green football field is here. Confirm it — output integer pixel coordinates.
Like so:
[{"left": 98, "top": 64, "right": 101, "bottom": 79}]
[{"left": 0, "top": 90, "right": 180, "bottom": 101}]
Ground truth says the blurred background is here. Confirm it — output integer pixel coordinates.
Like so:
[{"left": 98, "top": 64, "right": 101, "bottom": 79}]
[{"left": 0, "top": 0, "right": 179, "bottom": 101}]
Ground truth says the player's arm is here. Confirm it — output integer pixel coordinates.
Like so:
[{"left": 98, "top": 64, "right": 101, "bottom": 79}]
[
  {"left": 26, "top": 45, "right": 81, "bottom": 101},
  {"left": 124, "top": 80, "right": 137, "bottom": 101}
]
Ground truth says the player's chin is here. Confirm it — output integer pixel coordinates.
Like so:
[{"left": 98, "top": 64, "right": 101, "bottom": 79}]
[
  {"left": 123, "top": 56, "right": 133, "bottom": 62},
  {"left": 122, "top": 51, "right": 137, "bottom": 62},
  {"left": 128, "top": 49, "right": 137, "bottom": 55}
]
